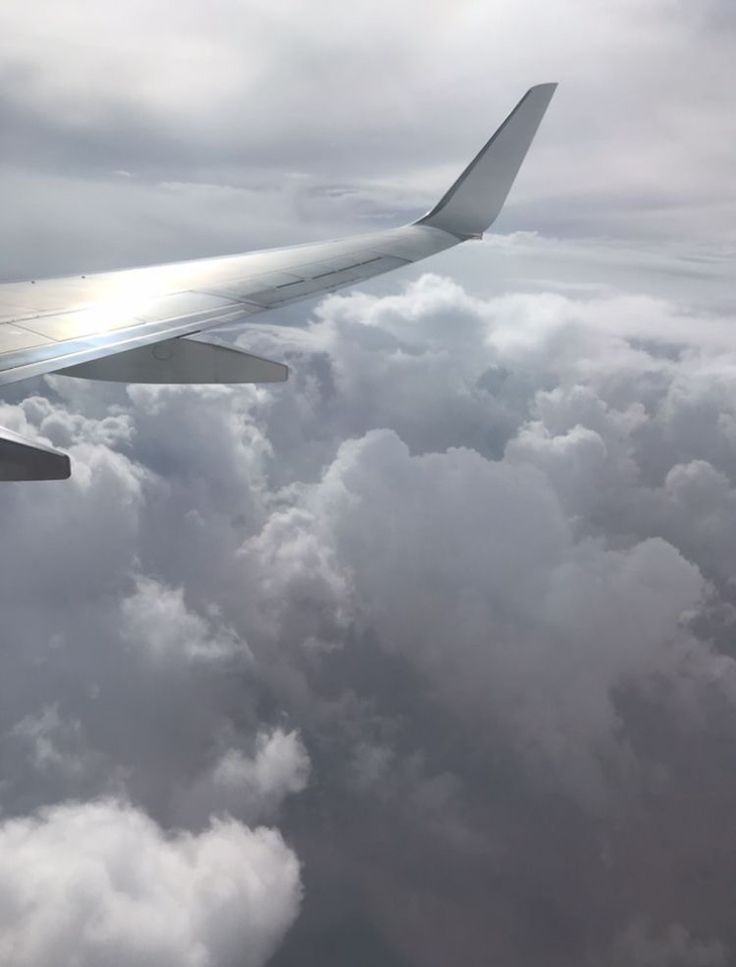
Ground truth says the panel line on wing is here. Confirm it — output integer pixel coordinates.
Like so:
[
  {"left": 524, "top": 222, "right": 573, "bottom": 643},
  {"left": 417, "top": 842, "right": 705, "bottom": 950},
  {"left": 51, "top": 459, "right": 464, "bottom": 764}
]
[
  {"left": 0, "top": 324, "right": 52, "bottom": 354},
  {"left": 7, "top": 291, "right": 242, "bottom": 346},
  {"left": 310, "top": 255, "right": 386, "bottom": 280}
]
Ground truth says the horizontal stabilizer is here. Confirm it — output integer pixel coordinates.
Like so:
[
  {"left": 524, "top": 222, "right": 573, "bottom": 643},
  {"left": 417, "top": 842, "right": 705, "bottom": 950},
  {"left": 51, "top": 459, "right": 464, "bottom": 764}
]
[
  {"left": 417, "top": 83, "right": 557, "bottom": 237},
  {"left": 0, "top": 428, "right": 71, "bottom": 481},
  {"left": 57, "top": 336, "right": 288, "bottom": 384}
]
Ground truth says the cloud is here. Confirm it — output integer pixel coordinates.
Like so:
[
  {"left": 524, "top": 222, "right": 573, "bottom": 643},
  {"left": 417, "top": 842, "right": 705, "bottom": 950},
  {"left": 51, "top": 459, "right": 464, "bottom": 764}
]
[
  {"left": 0, "top": 799, "right": 301, "bottom": 967},
  {"left": 177, "top": 729, "right": 310, "bottom": 828},
  {"left": 241, "top": 426, "right": 711, "bottom": 800},
  {"left": 121, "top": 576, "right": 245, "bottom": 665},
  {"left": 4, "top": 255, "right": 736, "bottom": 965},
  {"left": 602, "top": 919, "right": 728, "bottom": 967},
  {"left": 2, "top": 1, "right": 736, "bottom": 961},
  {"left": 2, "top": 0, "right": 736, "bottom": 283}
]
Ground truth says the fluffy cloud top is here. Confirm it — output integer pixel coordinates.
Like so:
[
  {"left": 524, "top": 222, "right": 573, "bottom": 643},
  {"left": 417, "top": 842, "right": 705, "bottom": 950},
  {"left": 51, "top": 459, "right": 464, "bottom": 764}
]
[
  {"left": 3, "top": 246, "right": 736, "bottom": 964},
  {"left": 3, "top": 1, "right": 736, "bottom": 962},
  {"left": 0, "top": 800, "right": 301, "bottom": 967}
]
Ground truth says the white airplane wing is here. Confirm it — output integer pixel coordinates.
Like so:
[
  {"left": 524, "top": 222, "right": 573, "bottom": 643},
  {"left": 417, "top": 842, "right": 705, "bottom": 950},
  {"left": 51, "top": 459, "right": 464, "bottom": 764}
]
[{"left": 0, "top": 83, "right": 556, "bottom": 479}]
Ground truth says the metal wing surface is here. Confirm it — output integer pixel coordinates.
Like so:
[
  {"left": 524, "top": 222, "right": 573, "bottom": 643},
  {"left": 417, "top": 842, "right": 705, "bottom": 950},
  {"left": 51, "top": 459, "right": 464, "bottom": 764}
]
[{"left": 0, "top": 224, "right": 456, "bottom": 388}]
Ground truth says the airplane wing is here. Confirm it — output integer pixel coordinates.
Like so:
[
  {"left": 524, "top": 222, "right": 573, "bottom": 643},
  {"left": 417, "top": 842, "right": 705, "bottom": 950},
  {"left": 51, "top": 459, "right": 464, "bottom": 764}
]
[{"left": 0, "top": 83, "right": 556, "bottom": 479}]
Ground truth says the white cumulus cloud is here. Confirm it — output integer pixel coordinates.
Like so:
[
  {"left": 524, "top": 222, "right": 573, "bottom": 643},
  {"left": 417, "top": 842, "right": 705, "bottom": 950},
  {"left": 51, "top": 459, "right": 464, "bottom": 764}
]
[{"left": 0, "top": 799, "right": 302, "bottom": 967}]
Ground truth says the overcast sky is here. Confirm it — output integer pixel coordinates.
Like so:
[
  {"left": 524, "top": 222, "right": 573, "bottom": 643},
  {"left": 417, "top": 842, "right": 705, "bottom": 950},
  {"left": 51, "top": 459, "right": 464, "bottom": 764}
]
[{"left": 2, "top": 2, "right": 736, "bottom": 966}]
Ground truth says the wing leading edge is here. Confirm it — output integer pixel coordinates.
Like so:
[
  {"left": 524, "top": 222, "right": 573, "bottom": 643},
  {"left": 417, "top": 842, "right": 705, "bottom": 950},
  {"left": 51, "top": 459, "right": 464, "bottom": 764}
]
[{"left": 0, "top": 84, "right": 556, "bottom": 478}]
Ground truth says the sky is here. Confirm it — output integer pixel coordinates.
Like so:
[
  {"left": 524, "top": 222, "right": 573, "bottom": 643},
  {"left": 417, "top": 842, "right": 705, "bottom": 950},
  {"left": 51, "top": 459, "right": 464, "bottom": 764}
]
[{"left": 1, "top": 1, "right": 736, "bottom": 965}]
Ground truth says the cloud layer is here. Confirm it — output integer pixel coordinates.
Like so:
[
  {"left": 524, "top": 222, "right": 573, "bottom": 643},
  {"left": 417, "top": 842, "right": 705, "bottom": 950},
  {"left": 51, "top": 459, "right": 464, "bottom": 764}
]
[
  {"left": 3, "top": 4, "right": 736, "bottom": 962},
  {"left": 2, "top": 0, "right": 736, "bottom": 279},
  {"left": 2, "top": 247, "right": 736, "bottom": 963}
]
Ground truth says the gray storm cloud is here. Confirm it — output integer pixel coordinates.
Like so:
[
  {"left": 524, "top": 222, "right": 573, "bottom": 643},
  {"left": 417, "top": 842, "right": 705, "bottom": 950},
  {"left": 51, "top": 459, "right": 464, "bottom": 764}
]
[
  {"left": 3, "top": 261, "right": 736, "bottom": 964},
  {"left": 601, "top": 920, "right": 728, "bottom": 967}
]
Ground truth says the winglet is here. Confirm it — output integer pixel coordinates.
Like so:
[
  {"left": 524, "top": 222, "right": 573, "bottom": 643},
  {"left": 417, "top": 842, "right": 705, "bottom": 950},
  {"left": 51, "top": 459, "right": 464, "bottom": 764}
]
[{"left": 416, "top": 83, "right": 557, "bottom": 238}]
